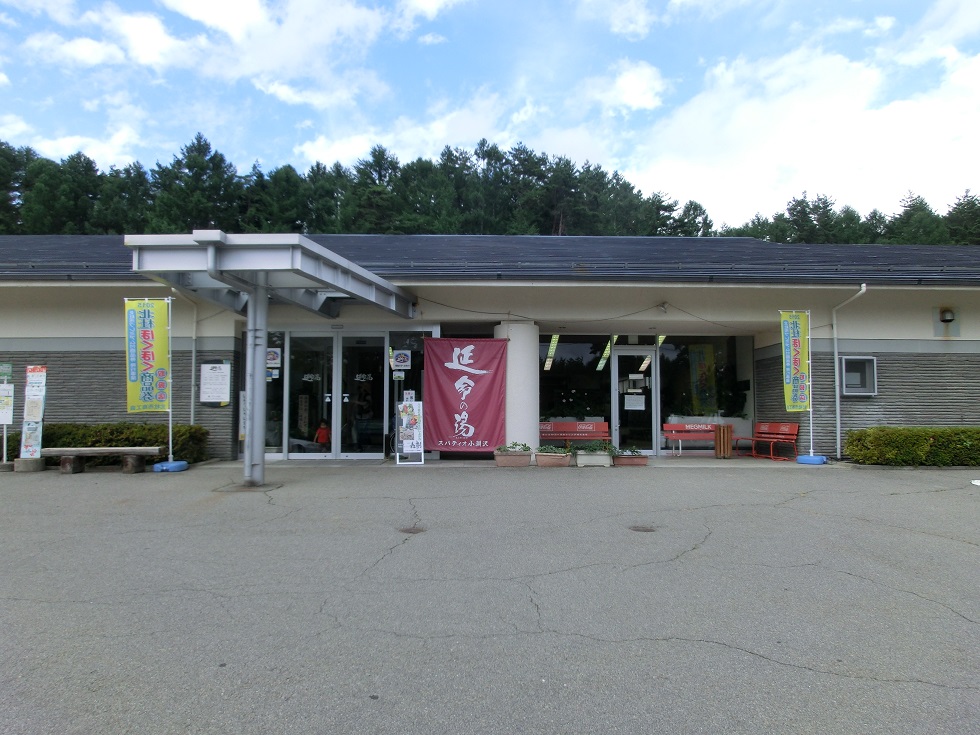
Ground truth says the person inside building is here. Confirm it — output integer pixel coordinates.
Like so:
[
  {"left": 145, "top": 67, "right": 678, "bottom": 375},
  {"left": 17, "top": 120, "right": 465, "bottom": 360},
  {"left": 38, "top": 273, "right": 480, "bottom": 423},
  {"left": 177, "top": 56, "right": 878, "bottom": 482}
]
[{"left": 314, "top": 419, "right": 331, "bottom": 451}]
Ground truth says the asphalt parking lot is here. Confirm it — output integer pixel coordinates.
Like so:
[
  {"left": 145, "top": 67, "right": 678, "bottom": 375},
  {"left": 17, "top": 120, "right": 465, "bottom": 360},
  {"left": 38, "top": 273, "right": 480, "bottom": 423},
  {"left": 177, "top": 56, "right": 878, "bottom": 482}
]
[{"left": 2, "top": 459, "right": 978, "bottom": 734}]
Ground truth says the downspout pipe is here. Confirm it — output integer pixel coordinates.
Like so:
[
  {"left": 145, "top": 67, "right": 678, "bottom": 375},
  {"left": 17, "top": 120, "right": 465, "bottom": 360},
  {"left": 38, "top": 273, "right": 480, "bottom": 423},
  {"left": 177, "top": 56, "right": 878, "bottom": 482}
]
[{"left": 833, "top": 283, "right": 867, "bottom": 459}]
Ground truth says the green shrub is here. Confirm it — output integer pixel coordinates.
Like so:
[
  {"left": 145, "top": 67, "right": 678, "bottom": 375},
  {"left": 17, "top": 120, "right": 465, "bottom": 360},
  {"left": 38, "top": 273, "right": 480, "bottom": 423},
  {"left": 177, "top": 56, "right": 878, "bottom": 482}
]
[
  {"left": 844, "top": 427, "right": 980, "bottom": 466},
  {"left": 3, "top": 423, "right": 210, "bottom": 466},
  {"left": 536, "top": 445, "right": 570, "bottom": 454},
  {"left": 496, "top": 441, "right": 531, "bottom": 453},
  {"left": 571, "top": 439, "right": 614, "bottom": 455}
]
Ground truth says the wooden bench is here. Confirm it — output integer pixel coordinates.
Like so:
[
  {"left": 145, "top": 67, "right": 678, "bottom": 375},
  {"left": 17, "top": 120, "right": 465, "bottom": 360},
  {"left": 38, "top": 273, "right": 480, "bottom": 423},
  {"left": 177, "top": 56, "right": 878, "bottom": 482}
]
[
  {"left": 539, "top": 421, "right": 610, "bottom": 449},
  {"left": 40, "top": 446, "right": 164, "bottom": 474},
  {"left": 734, "top": 423, "right": 799, "bottom": 461},
  {"left": 662, "top": 423, "right": 717, "bottom": 455}
]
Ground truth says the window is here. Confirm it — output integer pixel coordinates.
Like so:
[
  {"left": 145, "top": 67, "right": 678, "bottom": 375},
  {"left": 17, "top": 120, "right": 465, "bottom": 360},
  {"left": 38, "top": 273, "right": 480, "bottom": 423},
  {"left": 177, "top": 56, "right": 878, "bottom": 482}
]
[{"left": 841, "top": 356, "right": 877, "bottom": 396}]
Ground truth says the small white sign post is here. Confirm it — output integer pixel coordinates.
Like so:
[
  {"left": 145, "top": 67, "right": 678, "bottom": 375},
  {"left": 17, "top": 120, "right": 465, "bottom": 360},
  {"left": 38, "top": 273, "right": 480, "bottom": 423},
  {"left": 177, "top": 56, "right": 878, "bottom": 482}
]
[{"left": 0, "top": 362, "right": 13, "bottom": 467}]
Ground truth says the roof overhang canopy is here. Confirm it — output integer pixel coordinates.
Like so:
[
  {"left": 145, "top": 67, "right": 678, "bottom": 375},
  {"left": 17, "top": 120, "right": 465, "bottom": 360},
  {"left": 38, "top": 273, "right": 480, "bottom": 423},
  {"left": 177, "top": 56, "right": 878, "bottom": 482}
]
[{"left": 126, "top": 230, "right": 416, "bottom": 319}]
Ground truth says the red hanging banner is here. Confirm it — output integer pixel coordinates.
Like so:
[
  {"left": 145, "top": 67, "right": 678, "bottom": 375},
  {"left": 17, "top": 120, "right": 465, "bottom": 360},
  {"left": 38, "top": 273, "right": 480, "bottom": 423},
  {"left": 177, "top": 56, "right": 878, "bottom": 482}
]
[{"left": 423, "top": 338, "right": 507, "bottom": 452}]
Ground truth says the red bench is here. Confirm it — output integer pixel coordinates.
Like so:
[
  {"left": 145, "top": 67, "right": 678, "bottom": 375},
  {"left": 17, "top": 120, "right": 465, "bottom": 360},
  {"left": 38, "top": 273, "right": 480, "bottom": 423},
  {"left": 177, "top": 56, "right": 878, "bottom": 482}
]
[
  {"left": 540, "top": 421, "right": 610, "bottom": 448},
  {"left": 734, "top": 422, "right": 799, "bottom": 461},
  {"left": 662, "top": 423, "right": 717, "bottom": 455}
]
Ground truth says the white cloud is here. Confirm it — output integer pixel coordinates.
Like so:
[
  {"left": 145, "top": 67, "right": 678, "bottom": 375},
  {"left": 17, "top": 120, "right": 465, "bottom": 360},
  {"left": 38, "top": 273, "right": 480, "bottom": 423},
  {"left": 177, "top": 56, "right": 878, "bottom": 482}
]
[
  {"left": 295, "top": 89, "right": 507, "bottom": 166},
  {"left": 583, "top": 59, "right": 667, "bottom": 115},
  {"left": 22, "top": 32, "right": 125, "bottom": 65},
  {"left": 34, "top": 123, "right": 142, "bottom": 167},
  {"left": 509, "top": 97, "right": 546, "bottom": 127},
  {"left": 393, "top": 0, "right": 468, "bottom": 33},
  {"left": 253, "top": 78, "right": 361, "bottom": 110},
  {"left": 79, "top": 5, "right": 209, "bottom": 70},
  {"left": 866, "top": 16, "right": 896, "bottom": 37},
  {"left": 0, "top": 113, "right": 31, "bottom": 139},
  {"left": 198, "top": 0, "right": 387, "bottom": 82},
  {"left": 295, "top": 131, "right": 376, "bottom": 167},
  {"left": 889, "top": 0, "right": 980, "bottom": 65},
  {"left": 664, "top": 0, "right": 760, "bottom": 21},
  {"left": 417, "top": 32, "right": 446, "bottom": 45},
  {"left": 619, "top": 44, "right": 980, "bottom": 224},
  {"left": 157, "top": 0, "right": 268, "bottom": 43},
  {"left": 0, "top": 71, "right": 9, "bottom": 86},
  {"left": 577, "top": 0, "right": 658, "bottom": 40},
  {"left": 0, "top": 0, "right": 76, "bottom": 25},
  {"left": 398, "top": 0, "right": 467, "bottom": 21}
]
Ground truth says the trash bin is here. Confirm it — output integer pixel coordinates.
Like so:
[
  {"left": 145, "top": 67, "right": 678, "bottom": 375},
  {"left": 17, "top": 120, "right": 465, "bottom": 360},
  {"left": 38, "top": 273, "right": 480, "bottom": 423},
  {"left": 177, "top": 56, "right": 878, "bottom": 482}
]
[{"left": 714, "top": 424, "right": 733, "bottom": 459}]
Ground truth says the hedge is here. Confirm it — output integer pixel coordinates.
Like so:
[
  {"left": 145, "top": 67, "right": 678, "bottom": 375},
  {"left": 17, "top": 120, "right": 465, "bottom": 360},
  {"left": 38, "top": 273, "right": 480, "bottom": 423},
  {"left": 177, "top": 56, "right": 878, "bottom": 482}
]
[
  {"left": 3, "top": 423, "right": 210, "bottom": 467},
  {"left": 844, "top": 426, "right": 980, "bottom": 466}
]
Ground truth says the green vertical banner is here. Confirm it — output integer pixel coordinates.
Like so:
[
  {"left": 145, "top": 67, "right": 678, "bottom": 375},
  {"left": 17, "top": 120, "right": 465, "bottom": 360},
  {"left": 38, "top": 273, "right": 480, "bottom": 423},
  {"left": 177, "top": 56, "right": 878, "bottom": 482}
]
[
  {"left": 780, "top": 310, "right": 810, "bottom": 412},
  {"left": 125, "top": 298, "right": 171, "bottom": 413}
]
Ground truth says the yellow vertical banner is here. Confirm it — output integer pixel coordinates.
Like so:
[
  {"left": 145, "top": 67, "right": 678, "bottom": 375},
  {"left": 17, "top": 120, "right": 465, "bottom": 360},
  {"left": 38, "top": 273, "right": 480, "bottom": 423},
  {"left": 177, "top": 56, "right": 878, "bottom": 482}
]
[
  {"left": 780, "top": 310, "right": 810, "bottom": 412},
  {"left": 125, "top": 298, "right": 171, "bottom": 413}
]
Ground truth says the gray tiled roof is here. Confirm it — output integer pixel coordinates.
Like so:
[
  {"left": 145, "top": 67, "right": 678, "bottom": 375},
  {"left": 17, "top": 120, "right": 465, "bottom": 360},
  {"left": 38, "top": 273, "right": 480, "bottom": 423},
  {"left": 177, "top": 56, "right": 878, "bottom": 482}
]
[{"left": 1, "top": 234, "right": 978, "bottom": 286}]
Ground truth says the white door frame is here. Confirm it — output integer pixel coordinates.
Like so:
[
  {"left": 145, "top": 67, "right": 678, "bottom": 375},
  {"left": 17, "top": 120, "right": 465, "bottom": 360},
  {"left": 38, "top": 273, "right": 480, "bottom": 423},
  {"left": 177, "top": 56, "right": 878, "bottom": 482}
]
[{"left": 610, "top": 346, "right": 661, "bottom": 455}]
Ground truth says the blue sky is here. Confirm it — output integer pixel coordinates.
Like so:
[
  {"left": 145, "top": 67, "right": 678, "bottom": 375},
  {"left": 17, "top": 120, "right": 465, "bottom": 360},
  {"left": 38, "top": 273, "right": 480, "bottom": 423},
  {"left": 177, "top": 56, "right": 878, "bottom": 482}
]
[{"left": 1, "top": 0, "right": 978, "bottom": 226}]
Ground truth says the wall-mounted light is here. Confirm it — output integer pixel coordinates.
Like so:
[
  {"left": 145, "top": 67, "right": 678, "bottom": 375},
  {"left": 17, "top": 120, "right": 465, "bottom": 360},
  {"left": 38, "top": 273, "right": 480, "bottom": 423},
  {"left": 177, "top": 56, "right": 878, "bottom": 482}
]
[{"left": 940, "top": 308, "right": 955, "bottom": 324}]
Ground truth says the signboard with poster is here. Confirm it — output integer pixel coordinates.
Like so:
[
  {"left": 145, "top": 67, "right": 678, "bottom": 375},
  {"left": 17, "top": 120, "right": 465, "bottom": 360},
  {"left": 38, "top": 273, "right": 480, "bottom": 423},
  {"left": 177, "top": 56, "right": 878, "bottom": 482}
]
[
  {"left": 395, "top": 401, "right": 424, "bottom": 465},
  {"left": 20, "top": 365, "right": 47, "bottom": 459}
]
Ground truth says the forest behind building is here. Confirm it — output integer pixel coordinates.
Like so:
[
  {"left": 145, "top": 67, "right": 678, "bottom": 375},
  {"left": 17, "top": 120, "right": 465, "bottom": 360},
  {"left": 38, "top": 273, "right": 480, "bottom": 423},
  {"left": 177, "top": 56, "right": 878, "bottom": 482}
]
[{"left": 1, "top": 133, "right": 977, "bottom": 245}]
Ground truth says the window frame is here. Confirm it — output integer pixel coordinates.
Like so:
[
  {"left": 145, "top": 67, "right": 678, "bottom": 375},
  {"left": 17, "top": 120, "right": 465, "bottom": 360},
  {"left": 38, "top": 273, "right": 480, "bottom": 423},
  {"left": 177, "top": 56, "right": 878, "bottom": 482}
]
[{"left": 840, "top": 356, "right": 878, "bottom": 396}]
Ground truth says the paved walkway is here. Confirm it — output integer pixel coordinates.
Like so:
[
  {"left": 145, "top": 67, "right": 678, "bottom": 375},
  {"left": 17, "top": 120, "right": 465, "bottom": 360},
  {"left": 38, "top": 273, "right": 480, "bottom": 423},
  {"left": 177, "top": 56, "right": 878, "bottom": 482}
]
[{"left": 2, "top": 461, "right": 978, "bottom": 734}]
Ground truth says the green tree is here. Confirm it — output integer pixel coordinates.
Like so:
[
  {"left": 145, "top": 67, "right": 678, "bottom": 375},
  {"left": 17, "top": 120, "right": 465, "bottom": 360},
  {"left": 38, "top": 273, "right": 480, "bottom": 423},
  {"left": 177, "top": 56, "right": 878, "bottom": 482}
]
[
  {"left": 671, "top": 200, "right": 714, "bottom": 237},
  {"left": 19, "top": 157, "right": 62, "bottom": 233},
  {"left": 239, "top": 162, "right": 272, "bottom": 233},
  {"left": 944, "top": 190, "right": 980, "bottom": 245},
  {"left": 90, "top": 162, "right": 152, "bottom": 234},
  {"left": 542, "top": 156, "right": 584, "bottom": 235},
  {"left": 0, "top": 141, "right": 19, "bottom": 233},
  {"left": 638, "top": 192, "right": 677, "bottom": 235},
  {"left": 396, "top": 157, "right": 460, "bottom": 234},
  {"left": 266, "top": 165, "right": 308, "bottom": 233},
  {"left": 884, "top": 193, "right": 950, "bottom": 244},
  {"left": 346, "top": 145, "right": 404, "bottom": 233},
  {"left": 603, "top": 172, "right": 645, "bottom": 236},
  {"left": 718, "top": 213, "right": 773, "bottom": 240},
  {"left": 470, "top": 139, "right": 510, "bottom": 234},
  {"left": 150, "top": 133, "right": 243, "bottom": 233},
  {"left": 20, "top": 152, "right": 102, "bottom": 234},
  {"left": 505, "top": 143, "right": 548, "bottom": 234},
  {"left": 437, "top": 146, "right": 478, "bottom": 232},
  {"left": 305, "top": 161, "right": 353, "bottom": 233}
]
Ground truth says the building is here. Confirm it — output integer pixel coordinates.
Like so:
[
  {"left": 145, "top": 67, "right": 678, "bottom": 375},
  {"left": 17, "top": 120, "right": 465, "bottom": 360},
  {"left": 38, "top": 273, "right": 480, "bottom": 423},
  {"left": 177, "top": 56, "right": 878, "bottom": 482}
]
[{"left": 1, "top": 232, "right": 977, "bottom": 475}]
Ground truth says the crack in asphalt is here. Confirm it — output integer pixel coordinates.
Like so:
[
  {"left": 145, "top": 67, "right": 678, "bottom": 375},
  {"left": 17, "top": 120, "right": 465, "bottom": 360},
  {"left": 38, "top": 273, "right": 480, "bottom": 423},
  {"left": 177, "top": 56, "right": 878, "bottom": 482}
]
[
  {"left": 352, "top": 626, "right": 978, "bottom": 691},
  {"left": 829, "top": 567, "right": 979, "bottom": 625},
  {"left": 358, "top": 497, "right": 425, "bottom": 577}
]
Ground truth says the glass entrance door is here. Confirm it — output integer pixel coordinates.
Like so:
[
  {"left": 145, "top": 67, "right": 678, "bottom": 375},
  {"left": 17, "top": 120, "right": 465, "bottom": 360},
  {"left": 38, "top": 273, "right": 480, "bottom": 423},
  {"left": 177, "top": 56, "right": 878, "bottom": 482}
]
[
  {"left": 340, "top": 336, "right": 386, "bottom": 456},
  {"left": 286, "top": 335, "right": 334, "bottom": 457},
  {"left": 611, "top": 349, "right": 658, "bottom": 453}
]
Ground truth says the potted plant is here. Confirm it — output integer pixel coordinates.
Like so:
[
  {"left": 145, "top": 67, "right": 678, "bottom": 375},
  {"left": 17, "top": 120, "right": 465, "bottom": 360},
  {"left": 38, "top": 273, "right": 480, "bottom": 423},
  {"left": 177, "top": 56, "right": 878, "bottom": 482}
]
[
  {"left": 535, "top": 445, "right": 571, "bottom": 467},
  {"left": 493, "top": 441, "right": 532, "bottom": 467},
  {"left": 612, "top": 446, "right": 649, "bottom": 467},
  {"left": 572, "top": 439, "right": 613, "bottom": 468}
]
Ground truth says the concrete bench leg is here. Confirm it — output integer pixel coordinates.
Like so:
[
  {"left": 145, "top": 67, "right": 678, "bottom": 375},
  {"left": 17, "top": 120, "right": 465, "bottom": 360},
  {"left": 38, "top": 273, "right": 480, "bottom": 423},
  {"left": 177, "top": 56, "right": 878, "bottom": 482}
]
[
  {"left": 60, "top": 456, "right": 85, "bottom": 474},
  {"left": 121, "top": 455, "right": 146, "bottom": 474}
]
